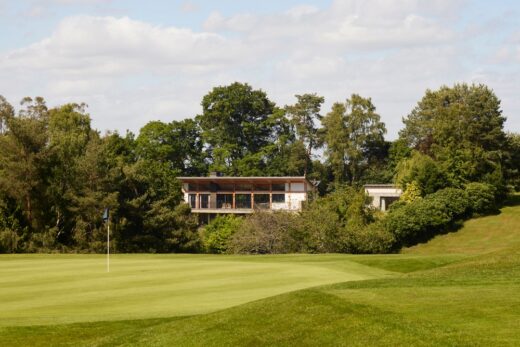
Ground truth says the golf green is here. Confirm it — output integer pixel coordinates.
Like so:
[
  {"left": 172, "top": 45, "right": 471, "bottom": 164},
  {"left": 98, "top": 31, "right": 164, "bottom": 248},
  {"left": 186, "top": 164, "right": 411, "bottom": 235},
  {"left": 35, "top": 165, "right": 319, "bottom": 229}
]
[{"left": 0, "top": 253, "right": 392, "bottom": 326}]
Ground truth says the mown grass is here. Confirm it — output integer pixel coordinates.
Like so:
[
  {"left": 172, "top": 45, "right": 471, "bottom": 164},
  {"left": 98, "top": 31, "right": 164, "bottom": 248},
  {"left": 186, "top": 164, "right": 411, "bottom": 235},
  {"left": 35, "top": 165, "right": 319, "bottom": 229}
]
[
  {"left": 1, "top": 201, "right": 519, "bottom": 346},
  {"left": 0, "top": 254, "right": 393, "bottom": 327}
]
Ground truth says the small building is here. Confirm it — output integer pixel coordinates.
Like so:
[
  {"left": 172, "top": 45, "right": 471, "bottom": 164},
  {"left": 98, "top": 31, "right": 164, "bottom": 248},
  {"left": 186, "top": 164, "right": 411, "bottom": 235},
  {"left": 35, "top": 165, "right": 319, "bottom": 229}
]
[
  {"left": 178, "top": 174, "right": 315, "bottom": 222},
  {"left": 364, "top": 184, "right": 402, "bottom": 211}
]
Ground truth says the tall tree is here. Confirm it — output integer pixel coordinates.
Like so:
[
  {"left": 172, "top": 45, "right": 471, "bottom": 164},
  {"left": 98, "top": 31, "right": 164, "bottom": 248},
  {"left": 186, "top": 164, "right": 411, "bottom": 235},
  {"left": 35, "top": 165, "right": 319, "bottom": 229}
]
[
  {"left": 136, "top": 119, "right": 207, "bottom": 175},
  {"left": 285, "top": 93, "right": 325, "bottom": 175},
  {"left": 321, "top": 94, "right": 386, "bottom": 184},
  {"left": 400, "top": 83, "right": 507, "bottom": 185},
  {"left": 0, "top": 97, "right": 49, "bottom": 230},
  {"left": 196, "top": 82, "right": 275, "bottom": 175}
]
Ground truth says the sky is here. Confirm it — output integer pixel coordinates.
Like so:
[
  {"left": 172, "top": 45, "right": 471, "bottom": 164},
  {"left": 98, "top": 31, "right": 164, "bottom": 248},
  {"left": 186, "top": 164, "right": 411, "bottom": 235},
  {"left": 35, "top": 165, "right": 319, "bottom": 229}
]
[{"left": 0, "top": 0, "right": 519, "bottom": 139}]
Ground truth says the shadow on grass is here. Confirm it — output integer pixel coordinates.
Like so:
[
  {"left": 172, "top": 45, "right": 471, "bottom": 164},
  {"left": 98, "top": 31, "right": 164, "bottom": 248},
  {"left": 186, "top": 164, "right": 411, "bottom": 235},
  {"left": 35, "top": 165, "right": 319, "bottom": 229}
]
[{"left": 504, "top": 194, "right": 520, "bottom": 207}]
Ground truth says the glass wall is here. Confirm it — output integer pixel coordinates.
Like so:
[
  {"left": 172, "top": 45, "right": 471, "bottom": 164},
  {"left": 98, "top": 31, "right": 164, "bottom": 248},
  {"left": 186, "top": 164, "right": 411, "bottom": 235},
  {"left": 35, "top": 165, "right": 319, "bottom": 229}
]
[
  {"left": 188, "top": 194, "right": 197, "bottom": 208},
  {"left": 235, "top": 194, "right": 252, "bottom": 209},
  {"left": 217, "top": 194, "right": 233, "bottom": 209},
  {"left": 200, "top": 194, "right": 209, "bottom": 208},
  {"left": 272, "top": 194, "right": 285, "bottom": 203},
  {"left": 254, "top": 194, "right": 270, "bottom": 209}
]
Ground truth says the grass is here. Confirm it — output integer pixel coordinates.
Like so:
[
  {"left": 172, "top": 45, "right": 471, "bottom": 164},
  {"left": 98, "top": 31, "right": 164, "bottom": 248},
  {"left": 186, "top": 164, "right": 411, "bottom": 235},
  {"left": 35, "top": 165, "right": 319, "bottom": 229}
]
[
  {"left": 0, "top": 253, "right": 392, "bottom": 327},
  {"left": 403, "top": 197, "right": 520, "bottom": 255},
  {"left": 1, "top": 201, "right": 520, "bottom": 346}
]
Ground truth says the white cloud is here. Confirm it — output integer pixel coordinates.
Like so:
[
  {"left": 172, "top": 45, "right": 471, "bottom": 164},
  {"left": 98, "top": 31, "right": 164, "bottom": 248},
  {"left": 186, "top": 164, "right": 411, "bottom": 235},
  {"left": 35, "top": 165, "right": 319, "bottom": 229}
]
[{"left": 0, "top": 0, "right": 518, "bottom": 137}]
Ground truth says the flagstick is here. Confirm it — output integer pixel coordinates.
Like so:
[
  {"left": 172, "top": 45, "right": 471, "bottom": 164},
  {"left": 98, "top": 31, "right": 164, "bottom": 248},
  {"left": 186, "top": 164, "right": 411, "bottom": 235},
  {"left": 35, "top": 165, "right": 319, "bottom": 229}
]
[{"left": 107, "top": 221, "right": 110, "bottom": 273}]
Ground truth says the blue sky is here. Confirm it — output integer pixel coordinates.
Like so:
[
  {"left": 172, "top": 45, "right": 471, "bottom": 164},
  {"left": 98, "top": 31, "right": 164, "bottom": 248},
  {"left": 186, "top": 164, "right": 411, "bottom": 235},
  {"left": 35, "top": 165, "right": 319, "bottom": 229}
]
[{"left": 0, "top": 0, "right": 519, "bottom": 138}]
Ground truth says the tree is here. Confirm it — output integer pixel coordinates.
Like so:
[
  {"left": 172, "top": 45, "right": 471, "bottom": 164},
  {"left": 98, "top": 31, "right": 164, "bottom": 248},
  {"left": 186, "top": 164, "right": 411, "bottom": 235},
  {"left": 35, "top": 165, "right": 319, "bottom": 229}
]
[
  {"left": 0, "top": 97, "right": 49, "bottom": 231},
  {"left": 136, "top": 119, "right": 207, "bottom": 175},
  {"left": 285, "top": 93, "right": 325, "bottom": 175},
  {"left": 196, "top": 82, "right": 275, "bottom": 175},
  {"left": 400, "top": 83, "right": 507, "bottom": 186},
  {"left": 321, "top": 94, "right": 386, "bottom": 184},
  {"left": 395, "top": 151, "right": 448, "bottom": 196}
]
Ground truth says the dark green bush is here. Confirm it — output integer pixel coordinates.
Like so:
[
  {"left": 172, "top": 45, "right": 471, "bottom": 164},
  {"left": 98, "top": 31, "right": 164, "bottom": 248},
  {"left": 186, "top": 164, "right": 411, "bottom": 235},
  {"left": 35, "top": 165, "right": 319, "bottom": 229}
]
[
  {"left": 464, "top": 182, "right": 497, "bottom": 215},
  {"left": 424, "top": 188, "right": 469, "bottom": 219}
]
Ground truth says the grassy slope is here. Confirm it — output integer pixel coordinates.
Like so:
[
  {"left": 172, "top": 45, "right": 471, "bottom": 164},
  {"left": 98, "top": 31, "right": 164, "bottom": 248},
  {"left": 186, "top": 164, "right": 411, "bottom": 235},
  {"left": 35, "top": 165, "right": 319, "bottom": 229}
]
[
  {"left": 403, "top": 197, "right": 520, "bottom": 255},
  {"left": 1, "top": 203, "right": 520, "bottom": 346}
]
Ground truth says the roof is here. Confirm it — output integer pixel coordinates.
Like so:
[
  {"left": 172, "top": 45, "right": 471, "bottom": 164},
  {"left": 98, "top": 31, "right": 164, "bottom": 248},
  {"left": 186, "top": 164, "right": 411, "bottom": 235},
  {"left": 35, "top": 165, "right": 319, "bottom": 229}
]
[
  {"left": 364, "top": 184, "right": 400, "bottom": 188},
  {"left": 177, "top": 176, "right": 315, "bottom": 187}
]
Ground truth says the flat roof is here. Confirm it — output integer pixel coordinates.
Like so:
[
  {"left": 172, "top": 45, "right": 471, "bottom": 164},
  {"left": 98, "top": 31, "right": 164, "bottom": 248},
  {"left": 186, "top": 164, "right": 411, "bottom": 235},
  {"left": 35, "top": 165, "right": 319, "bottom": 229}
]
[
  {"left": 364, "top": 184, "right": 400, "bottom": 188},
  {"left": 178, "top": 176, "right": 315, "bottom": 188},
  {"left": 178, "top": 176, "right": 310, "bottom": 181}
]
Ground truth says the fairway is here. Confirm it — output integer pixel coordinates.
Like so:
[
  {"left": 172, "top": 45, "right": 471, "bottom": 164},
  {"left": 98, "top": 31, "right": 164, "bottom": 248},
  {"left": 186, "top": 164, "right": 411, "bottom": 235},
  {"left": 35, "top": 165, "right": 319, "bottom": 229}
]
[{"left": 0, "top": 253, "right": 392, "bottom": 326}]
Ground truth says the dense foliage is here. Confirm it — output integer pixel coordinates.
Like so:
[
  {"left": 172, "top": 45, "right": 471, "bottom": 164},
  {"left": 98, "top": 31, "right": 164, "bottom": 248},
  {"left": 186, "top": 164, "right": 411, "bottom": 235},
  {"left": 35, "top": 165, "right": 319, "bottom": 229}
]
[{"left": 0, "top": 82, "right": 518, "bottom": 254}]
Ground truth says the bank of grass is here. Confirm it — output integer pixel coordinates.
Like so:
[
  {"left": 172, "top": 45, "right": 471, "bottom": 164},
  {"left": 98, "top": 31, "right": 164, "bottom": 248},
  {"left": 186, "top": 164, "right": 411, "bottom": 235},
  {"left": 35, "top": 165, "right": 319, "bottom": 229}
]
[
  {"left": 403, "top": 195, "right": 520, "bottom": 255},
  {"left": 1, "top": 202, "right": 520, "bottom": 346}
]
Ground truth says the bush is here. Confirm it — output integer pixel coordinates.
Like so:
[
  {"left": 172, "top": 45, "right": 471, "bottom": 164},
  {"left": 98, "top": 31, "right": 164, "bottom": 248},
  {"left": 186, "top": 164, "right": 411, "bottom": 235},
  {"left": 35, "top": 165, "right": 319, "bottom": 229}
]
[
  {"left": 228, "top": 212, "right": 301, "bottom": 254},
  {"left": 425, "top": 188, "right": 469, "bottom": 219},
  {"left": 464, "top": 182, "right": 497, "bottom": 215},
  {"left": 0, "top": 229, "right": 20, "bottom": 253},
  {"left": 345, "top": 222, "right": 396, "bottom": 254},
  {"left": 202, "top": 215, "right": 243, "bottom": 254}
]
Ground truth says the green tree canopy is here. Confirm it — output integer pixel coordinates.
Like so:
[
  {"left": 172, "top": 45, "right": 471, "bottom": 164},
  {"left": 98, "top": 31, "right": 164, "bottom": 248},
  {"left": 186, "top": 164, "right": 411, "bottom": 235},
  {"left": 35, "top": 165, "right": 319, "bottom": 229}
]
[
  {"left": 400, "top": 83, "right": 507, "bottom": 185},
  {"left": 321, "top": 94, "right": 386, "bottom": 184}
]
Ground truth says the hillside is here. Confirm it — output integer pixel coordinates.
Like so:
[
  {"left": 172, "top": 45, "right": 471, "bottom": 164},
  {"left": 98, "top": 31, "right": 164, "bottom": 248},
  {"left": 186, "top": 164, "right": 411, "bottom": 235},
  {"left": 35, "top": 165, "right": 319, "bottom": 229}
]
[{"left": 404, "top": 196, "right": 520, "bottom": 255}]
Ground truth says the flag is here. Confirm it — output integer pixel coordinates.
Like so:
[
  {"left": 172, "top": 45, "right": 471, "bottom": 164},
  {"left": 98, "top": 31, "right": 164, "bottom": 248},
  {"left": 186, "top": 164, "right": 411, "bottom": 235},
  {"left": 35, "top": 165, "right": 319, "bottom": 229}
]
[{"left": 103, "top": 208, "right": 110, "bottom": 222}]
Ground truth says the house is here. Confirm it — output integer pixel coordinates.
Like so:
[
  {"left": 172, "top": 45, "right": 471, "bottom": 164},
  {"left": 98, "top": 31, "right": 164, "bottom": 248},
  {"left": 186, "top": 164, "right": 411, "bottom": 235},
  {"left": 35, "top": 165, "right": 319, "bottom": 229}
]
[
  {"left": 364, "top": 184, "right": 402, "bottom": 211},
  {"left": 178, "top": 173, "right": 316, "bottom": 222}
]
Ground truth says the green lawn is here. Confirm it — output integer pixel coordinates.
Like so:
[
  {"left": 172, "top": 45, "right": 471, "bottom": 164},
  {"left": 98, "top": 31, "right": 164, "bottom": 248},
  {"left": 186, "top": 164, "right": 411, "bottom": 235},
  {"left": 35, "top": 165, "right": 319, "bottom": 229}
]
[
  {"left": 0, "top": 253, "right": 392, "bottom": 327},
  {"left": 1, "top": 202, "right": 520, "bottom": 346}
]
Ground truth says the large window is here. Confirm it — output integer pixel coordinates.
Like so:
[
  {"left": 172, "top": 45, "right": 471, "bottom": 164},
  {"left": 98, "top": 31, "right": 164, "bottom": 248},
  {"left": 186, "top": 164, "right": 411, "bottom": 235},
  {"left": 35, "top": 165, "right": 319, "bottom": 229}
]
[
  {"left": 272, "top": 194, "right": 285, "bottom": 203},
  {"left": 188, "top": 194, "right": 197, "bottom": 208},
  {"left": 272, "top": 183, "right": 285, "bottom": 191},
  {"left": 217, "top": 194, "right": 233, "bottom": 209},
  {"left": 254, "top": 194, "right": 270, "bottom": 209},
  {"left": 200, "top": 194, "right": 209, "bottom": 208},
  {"left": 235, "top": 194, "right": 252, "bottom": 209}
]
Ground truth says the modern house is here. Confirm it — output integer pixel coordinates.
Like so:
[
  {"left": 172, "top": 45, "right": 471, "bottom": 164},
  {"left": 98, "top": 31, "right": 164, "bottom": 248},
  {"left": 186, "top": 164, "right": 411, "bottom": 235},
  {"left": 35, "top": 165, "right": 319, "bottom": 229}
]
[
  {"left": 178, "top": 174, "right": 316, "bottom": 222},
  {"left": 364, "top": 184, "right": 402, "bottom": 211}
]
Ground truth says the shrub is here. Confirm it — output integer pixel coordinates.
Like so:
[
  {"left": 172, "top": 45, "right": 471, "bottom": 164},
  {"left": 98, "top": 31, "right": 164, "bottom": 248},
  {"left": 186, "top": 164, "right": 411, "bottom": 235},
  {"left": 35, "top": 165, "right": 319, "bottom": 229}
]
[
  {"left": 425, "top": 188, "right": 469, "bottom": 219},
  {"left": 300, "top": 203, "right": 344, "bottom": 253},
  {"left": 345, "top": 222, "right": 396, "bottom": 254},
  {"left": 202, "top": 215, "right": 243, "bottom": 254},
  {"left": 228, "top": 212, "right": 301, "bottom": 254},
  {"left": 0, "top": 229, "right": 20, "bottom": 253},
  {"left": 464, "top": 182, "right": 497, "bottom": 215}
]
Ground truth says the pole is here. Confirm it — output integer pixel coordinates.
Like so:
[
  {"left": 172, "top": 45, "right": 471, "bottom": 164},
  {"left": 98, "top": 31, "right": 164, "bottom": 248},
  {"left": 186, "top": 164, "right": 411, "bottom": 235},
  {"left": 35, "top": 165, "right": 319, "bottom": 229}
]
[{"left": 107, "top": 221, "right": 110, "bottom": 273}]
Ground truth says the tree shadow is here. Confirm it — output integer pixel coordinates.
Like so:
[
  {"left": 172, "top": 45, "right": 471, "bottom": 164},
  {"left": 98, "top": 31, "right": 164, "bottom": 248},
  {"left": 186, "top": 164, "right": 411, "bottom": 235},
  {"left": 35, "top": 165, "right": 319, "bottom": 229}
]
[{"left": 504, "top": 194, "right": 520, "bottom": 207}]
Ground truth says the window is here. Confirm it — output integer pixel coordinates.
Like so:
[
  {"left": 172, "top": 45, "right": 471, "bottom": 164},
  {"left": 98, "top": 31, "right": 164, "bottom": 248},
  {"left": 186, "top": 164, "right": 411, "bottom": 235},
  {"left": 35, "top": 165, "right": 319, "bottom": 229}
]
[
  {"left": 235, "top": 183, "right": 252, "bottom": 191},
  {"left": 254, "top": 194, "right": 270, "bottom": 209},
  {"left": 272, "top": 194, "right": 285, "bottom": 203},
  {"left": 200, "top": 194, "right": 209, "bottom": 208},
  {"left": 217, "top": 194, "right": 233, "bottom": 209},
  {"left": 254, "top": 183, "right": 270, "bottom": 191},
  {"left": 188, "top": 194, "right": 197, "bottom": 208},
  {"left": 235, "top": 194, "right": 252, "bottom": 209},
  {"left": 272, "top": 183, "right": 285, "bottom": 191}
]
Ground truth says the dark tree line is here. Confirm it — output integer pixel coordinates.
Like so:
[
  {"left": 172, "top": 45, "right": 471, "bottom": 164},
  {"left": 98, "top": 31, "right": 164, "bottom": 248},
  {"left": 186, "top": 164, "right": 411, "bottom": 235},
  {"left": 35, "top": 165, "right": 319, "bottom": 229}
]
[{"left": 0, "top": 82, "right": 518, "bottom": 253}]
